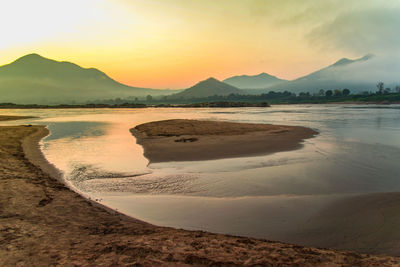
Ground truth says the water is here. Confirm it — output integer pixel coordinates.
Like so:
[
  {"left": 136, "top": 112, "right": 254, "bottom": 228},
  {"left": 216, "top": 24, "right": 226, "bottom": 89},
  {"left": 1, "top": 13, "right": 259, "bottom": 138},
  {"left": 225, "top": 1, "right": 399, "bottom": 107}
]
[{"left": 2, "top": 105, "right": 400, "bottom": 253}]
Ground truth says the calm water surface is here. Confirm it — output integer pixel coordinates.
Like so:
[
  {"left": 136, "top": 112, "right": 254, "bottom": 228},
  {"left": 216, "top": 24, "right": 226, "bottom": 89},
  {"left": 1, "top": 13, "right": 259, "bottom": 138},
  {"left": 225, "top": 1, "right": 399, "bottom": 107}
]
[{"left": 2, "top": 105, "right": 400, "bottom": 252}]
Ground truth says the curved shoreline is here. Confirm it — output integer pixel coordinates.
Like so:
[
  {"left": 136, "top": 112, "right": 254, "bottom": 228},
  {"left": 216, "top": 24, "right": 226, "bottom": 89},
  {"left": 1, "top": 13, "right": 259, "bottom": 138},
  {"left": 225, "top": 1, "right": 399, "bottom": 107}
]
[
  {"left": 1, "top": 123, "right": 400, "bottom": 265},
  {"left": 21, "top": 125, "right": 151, "bottom": 223},
  {"left": 22, "top": 126, "right": 63, "bottom": 183}
]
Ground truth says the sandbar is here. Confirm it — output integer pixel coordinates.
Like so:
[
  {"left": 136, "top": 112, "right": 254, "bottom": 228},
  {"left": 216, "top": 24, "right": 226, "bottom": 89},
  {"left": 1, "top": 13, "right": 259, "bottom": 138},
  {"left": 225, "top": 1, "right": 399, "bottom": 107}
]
[{"left": 131, "top": 119, "right": 318, "bottom": 163}]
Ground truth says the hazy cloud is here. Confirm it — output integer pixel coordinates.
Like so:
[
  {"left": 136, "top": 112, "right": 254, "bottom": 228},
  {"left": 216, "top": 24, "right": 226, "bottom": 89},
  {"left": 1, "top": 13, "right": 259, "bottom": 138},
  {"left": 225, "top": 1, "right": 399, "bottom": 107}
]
[{"left": 308, "top": 6, "right": 400, "bottom": 54}]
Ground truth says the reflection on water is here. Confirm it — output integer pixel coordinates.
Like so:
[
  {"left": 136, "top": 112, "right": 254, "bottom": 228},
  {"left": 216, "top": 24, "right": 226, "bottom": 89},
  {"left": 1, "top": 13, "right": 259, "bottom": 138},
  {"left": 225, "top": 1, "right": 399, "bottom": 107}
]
[
  {"left": 2, "top": 105, "right": 400, "bottom": 254},
  {"left": 45, "top": 121, "right": 107, "bottom": 141}
]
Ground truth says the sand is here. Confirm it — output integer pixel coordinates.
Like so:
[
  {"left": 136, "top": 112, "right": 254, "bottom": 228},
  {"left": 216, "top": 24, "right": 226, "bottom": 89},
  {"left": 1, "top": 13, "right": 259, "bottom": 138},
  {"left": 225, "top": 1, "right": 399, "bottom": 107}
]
[
  {"left": 0, "top": 115, "right": 35, "bottom": 121},
  {"left": 290, "top": 192, "right": 400, "bottom": 256},
  {"left": 1, "top": 117, "right": 400, "bottom": 265},
  {"left": 131, "top": 119, "right": 318, "bottom": 163}
]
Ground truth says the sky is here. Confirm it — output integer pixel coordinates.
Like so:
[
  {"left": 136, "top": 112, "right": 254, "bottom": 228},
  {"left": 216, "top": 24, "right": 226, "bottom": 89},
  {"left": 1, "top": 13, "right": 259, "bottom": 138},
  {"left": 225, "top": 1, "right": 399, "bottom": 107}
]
[{"left": 0, "top": 0, "right": 399, "bottom": 89}]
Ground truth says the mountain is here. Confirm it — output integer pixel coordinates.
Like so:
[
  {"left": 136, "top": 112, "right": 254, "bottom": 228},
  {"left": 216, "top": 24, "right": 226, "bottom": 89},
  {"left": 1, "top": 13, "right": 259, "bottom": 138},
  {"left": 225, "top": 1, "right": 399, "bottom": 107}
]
[
  {"left": 0, "top": 54, "right": 176, "bottom": 104},
  {"left": 169, "top": 77, "right": 242, "bottom": 99},
  {"left": 223, "top": 72, "right": 286, "bottom": 89},
  {"left": 330, "top": 54, "right": 374, "bottom": 67},
  {"left": 266, "top": 54, "right": 391, "bottom": 94}
]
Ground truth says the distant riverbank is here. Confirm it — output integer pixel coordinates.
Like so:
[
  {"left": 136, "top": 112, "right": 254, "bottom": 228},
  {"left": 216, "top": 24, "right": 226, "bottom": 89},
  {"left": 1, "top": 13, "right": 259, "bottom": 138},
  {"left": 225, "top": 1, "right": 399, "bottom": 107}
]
[{"left": 2, "top": 92, "right": 400, "bottom": 109}]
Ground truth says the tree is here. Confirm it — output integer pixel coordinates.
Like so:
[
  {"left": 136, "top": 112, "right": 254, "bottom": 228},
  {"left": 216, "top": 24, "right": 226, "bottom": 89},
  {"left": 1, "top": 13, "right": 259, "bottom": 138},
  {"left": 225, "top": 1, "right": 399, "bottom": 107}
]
[
  {"left": 384, "top": 88, "right": 391, "bottom": 94},
  {"left": 283, "top": 91, "right": 293, "bottom": 97},
  {"left": 318, "top": 89, "right": 325, "bottom": 96},
  {"left": 334, "top": 89, "right": 342, "bottom": 96},
  {"left": 325, "top": 90, "right": 333, "bottom": 97},
  {"left": 395, "top": 85, "right": 400, "bottom": 93},
  {"left": 299, "top": 92, "right": 310, "bottom": 97},
  {"left": 146, "top": 95, "right": 153, "bottom": 102},
  {"left": 342, "top": 88, "right": 350, "bottom": 96},
  {"left": 376, "top": 82, "right": 384, "bottom": 94}
]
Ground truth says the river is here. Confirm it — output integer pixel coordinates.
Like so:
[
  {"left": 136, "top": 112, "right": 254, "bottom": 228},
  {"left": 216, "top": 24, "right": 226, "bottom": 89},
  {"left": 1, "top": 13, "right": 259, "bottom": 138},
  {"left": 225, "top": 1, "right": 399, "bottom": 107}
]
[{"left": 2, "top": 104, "right": 400, "bottom": 255}]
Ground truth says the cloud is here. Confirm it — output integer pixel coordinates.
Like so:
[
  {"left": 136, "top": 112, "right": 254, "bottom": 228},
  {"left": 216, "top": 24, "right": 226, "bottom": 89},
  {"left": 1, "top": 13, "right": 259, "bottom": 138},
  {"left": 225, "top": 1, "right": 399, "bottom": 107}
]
[
  {"left": 243, "top": 0, "right": 400, "bottom": 56},
  {"left": 308, "top": 6, "right": 400, "bottom": 54}
]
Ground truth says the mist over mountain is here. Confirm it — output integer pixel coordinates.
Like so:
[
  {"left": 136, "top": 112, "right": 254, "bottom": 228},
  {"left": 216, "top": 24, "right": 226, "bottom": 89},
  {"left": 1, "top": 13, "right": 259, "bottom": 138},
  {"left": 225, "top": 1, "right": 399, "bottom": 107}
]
[
  {"left": 0, "top": 54, "right": 176, "bottom": 104},
  {"left": 265, "top": 54, "right": 400, "bottom": 94},
  {"left": 223, "top": 72, "right": 286, "bottom": 89},
  {"left": 169, "top": 77, "right": 241, "bottom": 99}
]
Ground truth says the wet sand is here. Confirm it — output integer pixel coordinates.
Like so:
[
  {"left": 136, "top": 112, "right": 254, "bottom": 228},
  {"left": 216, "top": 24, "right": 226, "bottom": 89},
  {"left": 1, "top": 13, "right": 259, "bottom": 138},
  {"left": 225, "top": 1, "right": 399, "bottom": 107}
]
[
  {"left": 0, "top": 115, "right": 34, "bottom": 121},
  {"left": 290, "top": 192, "right": 400, "bottom": 256},
  {"left": 131, "top": 119, "right": 318, "bottom": 163},
  {"left": 1, "top": 118, "right": 400, "bottom": 265}
]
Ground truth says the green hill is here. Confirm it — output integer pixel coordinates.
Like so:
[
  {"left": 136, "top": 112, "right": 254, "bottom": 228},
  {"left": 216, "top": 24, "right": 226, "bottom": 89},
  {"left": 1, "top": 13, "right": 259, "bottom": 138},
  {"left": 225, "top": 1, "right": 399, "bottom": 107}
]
[
  {"left": 169, "top": 77, "right": 242, "bottom": 99},
  {"left": 0, "top": 54, "right": 175, "bottom": 104},
  {"left": 223, "top": 72, "right": 286, "bottom": 89}
]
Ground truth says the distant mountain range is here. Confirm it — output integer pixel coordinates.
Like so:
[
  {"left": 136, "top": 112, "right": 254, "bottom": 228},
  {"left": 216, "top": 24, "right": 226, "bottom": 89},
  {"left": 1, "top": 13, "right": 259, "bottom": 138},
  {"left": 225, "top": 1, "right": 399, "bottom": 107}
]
[
  {"left": 264, "top": 54, "right": 384, "bottom": 94},
  {"left": 1, "top": 53, "right": 398, "bottom": 104},
  {"left": 169, "top": 77, "right": 241, "bottom": 99},
  {"left": 221, "top": 54, "right": 398, "bottom": 95},
  {"left": 223, "top": 72, "right": 286, "bottom": 89},
  {"left": 0, "top": 54, "right": 178, "bottom": 104},
  {"left": 173, "top": 55, "right": 386, "bottom": 98}
]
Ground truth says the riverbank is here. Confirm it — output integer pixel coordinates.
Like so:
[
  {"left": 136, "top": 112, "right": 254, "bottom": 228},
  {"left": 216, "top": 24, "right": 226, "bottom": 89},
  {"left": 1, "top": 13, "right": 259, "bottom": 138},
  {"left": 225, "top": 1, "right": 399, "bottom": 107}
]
[
  {"left": 0, "top": 115, "right": 34, "bottom": 121},
  {"left": 1, "top": 120, "right": 399, "bottom": 265},
  {"left": 131, "top": 119, "right": 317, "bottom": 163}
]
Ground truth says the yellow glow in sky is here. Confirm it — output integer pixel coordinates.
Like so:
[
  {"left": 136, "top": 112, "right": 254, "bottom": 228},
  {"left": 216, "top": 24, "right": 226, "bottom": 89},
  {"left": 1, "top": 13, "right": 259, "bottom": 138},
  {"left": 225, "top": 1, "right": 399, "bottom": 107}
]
[{"left": 0, "top": 0, "right": 398, "bottom": 88}]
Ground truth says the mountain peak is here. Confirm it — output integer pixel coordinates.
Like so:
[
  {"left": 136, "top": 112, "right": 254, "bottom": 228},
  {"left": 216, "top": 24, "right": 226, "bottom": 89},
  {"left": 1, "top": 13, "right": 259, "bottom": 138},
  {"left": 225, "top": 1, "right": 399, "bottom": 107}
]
[
  {"left": 257, "top": 72, "right": 273, "bottom": 77},
  {"left": 21, "top": 53, "right": 42, "bottom": 58},
  {"left": 359, "top": 53, "right": 375, "bottom": 61},
  {"left": 331, "top": 58, "right": 353, "bottom": 67},
  {"left": 5, "top": 53, "right": 97, "bottom": 73},
  {"left": 203, "top": 77, "right": 220, "bottom": 83},
  {"left": 6, "top": 53, "right": 63, "bottom": 69},
  {"left": 170, "top": 77, "right": 240, "bottom": 99},
  {"left": 14, "top": 53, "right": 49, "bottom": 63},
  {"left": 223, "top": 72, "right": 286, "bottom": 89},
  {"left": 195, "top": 77, "right": 224, "bottom": 86},
  {"left": 332, "top": 54, "right": 375, "bottom": 67}
]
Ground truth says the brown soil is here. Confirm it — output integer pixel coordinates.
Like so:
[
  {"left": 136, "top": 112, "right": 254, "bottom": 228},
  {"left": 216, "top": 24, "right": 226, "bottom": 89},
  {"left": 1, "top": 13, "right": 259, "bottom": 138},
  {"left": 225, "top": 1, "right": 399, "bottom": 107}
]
[
  {"left": 1, "top": 119, "right": 400, "bottom": 265},
  {"left": 131, "top": 119, "right": 318, "bottom": 163},
  {"left": 0, "top": 115, "right": 35, "bottom": 121}
]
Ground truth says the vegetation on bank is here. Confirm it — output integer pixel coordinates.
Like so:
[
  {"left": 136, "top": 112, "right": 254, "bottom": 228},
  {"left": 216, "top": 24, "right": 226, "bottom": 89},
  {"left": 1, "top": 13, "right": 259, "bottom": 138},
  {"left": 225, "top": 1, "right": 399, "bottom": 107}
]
[
  {"left": 0, "top": 102, "right": 270, "bottom": 109},
  {"left": 149, "top": 92, "right": 400, "bottom": 105},
  {"left": 0, "top": 103, "right": 147, "bottom": 109},
  {"left": 1, "top": 92, "right": 400, "bottom": 109},
  {"left": 97, "top": 83, "right": 400, "bottom": 105},
  {"left": 1, "top": 83, "right": 400, "bottom": 108},
  {"left": 156, "top": 102, "right": 270, "bottom": 108}
]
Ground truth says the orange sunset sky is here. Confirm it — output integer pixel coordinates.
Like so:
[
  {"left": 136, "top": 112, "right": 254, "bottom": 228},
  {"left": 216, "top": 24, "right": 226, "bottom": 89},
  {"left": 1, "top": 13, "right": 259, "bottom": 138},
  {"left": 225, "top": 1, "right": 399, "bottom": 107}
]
[{"left": 1, "top": 0, "right": 398, "bottom": 89}]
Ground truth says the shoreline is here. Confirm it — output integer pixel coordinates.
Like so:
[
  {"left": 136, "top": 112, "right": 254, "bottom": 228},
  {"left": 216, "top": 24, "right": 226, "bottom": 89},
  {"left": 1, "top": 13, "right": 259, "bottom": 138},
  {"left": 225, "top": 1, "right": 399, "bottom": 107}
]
[
  {"left": 1, "top": 121, "right": 400, "bottom": 265},
  {"left": 21, "top": 126, "right": 63, "bottom": 183},
  {"left": 21, "top": 125, "right": 131, "bottom": 220},
  {"left": 0, "top": 115, "right": 35, "bottom": 121},
  {"left": 131, "top": 119, "right": 318, "bottom": 163}
]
